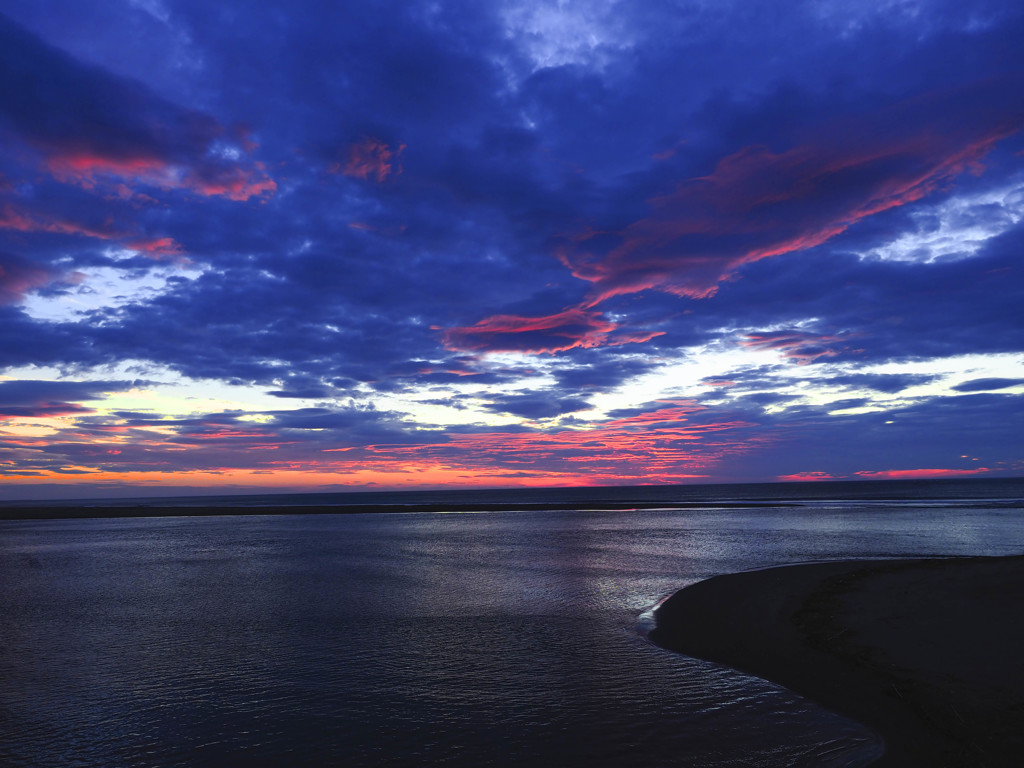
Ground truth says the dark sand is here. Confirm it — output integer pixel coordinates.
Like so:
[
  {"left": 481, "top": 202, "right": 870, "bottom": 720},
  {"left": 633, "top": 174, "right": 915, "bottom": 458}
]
[{"left": 650, "top": 556, "right": 1024, "bottom": 767}]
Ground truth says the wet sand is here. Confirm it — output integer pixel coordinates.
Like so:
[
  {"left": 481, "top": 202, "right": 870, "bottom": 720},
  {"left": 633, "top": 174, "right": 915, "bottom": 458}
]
[{"left": 650, "top": 555, "right": 1024, "bottom": 767}]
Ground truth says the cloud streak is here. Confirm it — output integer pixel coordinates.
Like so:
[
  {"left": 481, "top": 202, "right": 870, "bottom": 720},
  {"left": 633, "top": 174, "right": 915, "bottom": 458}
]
[{"left": 443, "top": 308, "right": 664, "bottom": 354}]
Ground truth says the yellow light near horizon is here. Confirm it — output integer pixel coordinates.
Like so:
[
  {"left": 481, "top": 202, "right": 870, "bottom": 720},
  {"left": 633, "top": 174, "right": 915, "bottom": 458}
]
[{"left": 0, "top": 417, "right": 74, "bottom": 438}]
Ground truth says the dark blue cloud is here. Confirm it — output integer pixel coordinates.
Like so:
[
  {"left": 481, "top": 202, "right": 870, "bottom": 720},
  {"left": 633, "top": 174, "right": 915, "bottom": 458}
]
[
  {"left": 482, "top": 392, "right": 592, "bottom": 420},
  {"left": 0, "top": 378, "right": 140, "bottom": 419},
  {"left": 953, "top": 378, "right": 1024, "bottom": 392},
  {"left": 819, "top": 374, "right": 939, "bottom": 393},
  {"left": 553, "top": 354, "right": 661, "bottom": 391}
]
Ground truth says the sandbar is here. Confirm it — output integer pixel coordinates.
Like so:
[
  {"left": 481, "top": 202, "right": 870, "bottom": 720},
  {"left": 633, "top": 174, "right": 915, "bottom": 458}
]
[{"left": 649, "top": 555, "right": 1024, "bottom": 767}]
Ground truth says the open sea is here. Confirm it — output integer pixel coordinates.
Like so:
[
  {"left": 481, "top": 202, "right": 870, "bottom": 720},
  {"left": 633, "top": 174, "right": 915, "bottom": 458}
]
[{"left": 2, "top": 478, "right": 1023, "bottom": 767}]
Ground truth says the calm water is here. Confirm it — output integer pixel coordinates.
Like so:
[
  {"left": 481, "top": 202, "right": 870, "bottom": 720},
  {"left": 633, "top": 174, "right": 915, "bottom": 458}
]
[{"left": 2, "top": 480, "right": 1023, "bottom": 767}]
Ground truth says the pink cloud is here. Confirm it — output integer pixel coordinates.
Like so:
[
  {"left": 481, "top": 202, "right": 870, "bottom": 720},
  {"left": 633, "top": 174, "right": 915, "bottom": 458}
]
[
  {"left": 854, "top": 468, "right": 990, "bottom": 480},
  {"left": 343, "top": 400, "right": 763, "bottom": 481},
  {"left": 0, "top": 199, "right": 116, "bottom": 240},
  {"left": 778, "top": 471, "right": 838, "bottom": 482},
  {"left": 46, "top": 152, "right": 276, "bottom": 201},
  {"left": 183, "top": 161, "right": 277, "bottom": 201},
  {"left": 0, "top": 399, "right": 773, "bottom": 487},
  {"left": 1, "top": 198, "right": 188, "bottom": 269},
  {"left": 739, "top": 329, "right": 859, "bottom": 363},
  {"left": 442, "top": 307, "right": 663, "bottom": 354},
  {"left": 0, "top": 18, "right": 276, "bottom": 205},
  {"left": 125, "top": 236, "right": 187, "bottom": 260},
  {"left": 334, "top": 137, "right": 404, "bottom": 182}
]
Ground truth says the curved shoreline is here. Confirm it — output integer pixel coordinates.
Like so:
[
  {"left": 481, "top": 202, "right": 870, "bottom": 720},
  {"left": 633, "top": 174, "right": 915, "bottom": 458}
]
[{"left": 649, "top": 555, "right": 1024, "bottom": 767}]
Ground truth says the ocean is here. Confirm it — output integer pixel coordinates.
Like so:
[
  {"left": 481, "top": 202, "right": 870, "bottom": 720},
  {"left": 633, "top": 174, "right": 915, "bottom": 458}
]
[{"left": 2, "top": 478, "right": 1022, "bottom": 767}]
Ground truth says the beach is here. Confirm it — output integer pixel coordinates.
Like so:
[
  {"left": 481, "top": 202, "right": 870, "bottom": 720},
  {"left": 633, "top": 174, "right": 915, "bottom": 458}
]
[{"left": 650, "top": 555, "right": 1024, "bottom": 767}]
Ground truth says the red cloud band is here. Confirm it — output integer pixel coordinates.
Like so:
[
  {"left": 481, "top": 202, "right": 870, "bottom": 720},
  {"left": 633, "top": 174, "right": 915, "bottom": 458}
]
[
  {"left": 443, "top": 307, "right": 663, "bottom": 354},
  {"left": 47, "top": 153, "right": 276, "bottom": 201}
]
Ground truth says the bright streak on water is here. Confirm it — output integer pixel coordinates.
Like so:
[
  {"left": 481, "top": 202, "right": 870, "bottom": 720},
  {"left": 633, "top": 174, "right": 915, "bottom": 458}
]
[{"left": 2, "top": 484, "right": 1023, "bottom": 767}]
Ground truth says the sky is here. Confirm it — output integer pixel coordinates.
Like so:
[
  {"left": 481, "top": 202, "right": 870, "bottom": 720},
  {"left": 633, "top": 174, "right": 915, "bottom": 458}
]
[{"left": 1, "top": 0, "right": 1023, "bottom": 500}]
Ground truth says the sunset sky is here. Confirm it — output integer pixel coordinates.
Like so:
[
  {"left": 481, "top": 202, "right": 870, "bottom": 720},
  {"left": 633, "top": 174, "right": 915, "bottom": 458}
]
[{"left": 1, "top": 0, "right": 1022, "bottom": 500}]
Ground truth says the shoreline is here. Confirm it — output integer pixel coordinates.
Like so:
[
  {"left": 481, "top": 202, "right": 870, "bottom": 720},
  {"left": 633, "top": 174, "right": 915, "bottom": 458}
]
[{"left": 649, "top": 555, "right": 1024, "bottom": 767}]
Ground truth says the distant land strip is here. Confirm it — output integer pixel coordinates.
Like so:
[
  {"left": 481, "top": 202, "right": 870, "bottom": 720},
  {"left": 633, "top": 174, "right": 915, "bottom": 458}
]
[{"left": 0, "top": 500, "right": 800, "bottom": 521}]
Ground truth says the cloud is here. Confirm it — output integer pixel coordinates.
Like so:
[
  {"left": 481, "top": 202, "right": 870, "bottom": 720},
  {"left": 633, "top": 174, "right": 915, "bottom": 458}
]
[
  {"left": 501, "top": 0, "right": 636, "bottom": 71},
  {"left": 443, "top": 307, "right": 663, "bottom": 354},
  {"left": 124, "top": 237, "right": 186, "bottom": 259},
  {"left": 777, "top": 471, "right": 838, "bottom": 482},
  {"left": 0, "top": 396, "right": 761, "bottom": 487},
  {"left": 325, "top": 399, "right": 764, "bottom": 482},
  {"left": 333, "top": 137, "right": 404, "bottom": 182},
  {"left": 0, "top": 379, "right": 138, "bottom": 419},
  {"left": 667, "top": 222, "right": 1024, "bottom": 366},
  {"left": 482, "top": 391, "right": 592, "bottom": 419},
  {"left": 0, "top": 252, "right": 52, "bottom": 303},
  {"left": 42, "top": 139, "right": 276, "bottom": 204},
  {"left": 0, "top": 402, "right": 94, "bottom": 420},
  {"left": 0, "top": 198, "right": 118, "bottom": 240},
  {"left": 0, "top": 12, "right": 275, "bottom": 201},
  {"left": 860, "top": 180, "right": 1024, "bottom": 264},
  {"left": 853, "top": 467, "right": 990, "bottom": 479},
  {"left": 721, "top": 390, "right": 1024, "bottom": 482},
  {"left": 443, "top": 73, "right": 1024, "bottom": 355},
  {"left": 559, "top": 77, "right": 1024, "bottom": 306},
  {"left": 952, "top": 377, "right": 1024, "bottom": 392},
  {"left": 819, "top": 373, "right": 938, "bottom": 393},
  {"left": 552, "top": 354, "right": 660, "bottom": 390},
  {"left": 738, "top": 329, "right": 860, "bottom": 364}
]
